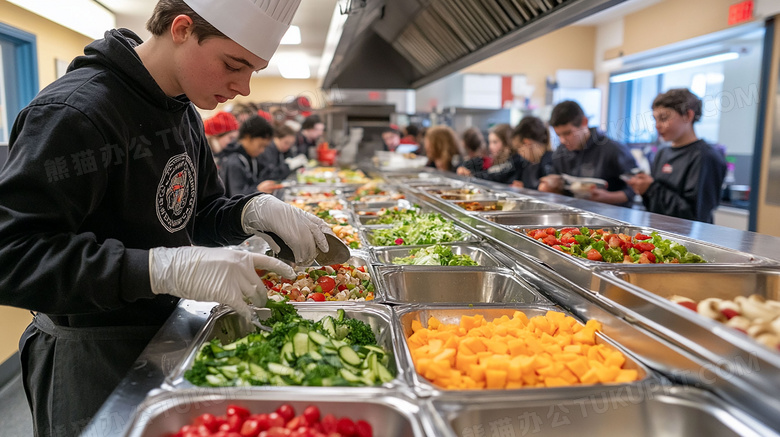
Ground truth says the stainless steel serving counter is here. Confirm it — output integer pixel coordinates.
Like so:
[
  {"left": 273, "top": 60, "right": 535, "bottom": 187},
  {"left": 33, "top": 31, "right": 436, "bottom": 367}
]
[{"left": 83, "top": 167, "right": 780, "bottom": 437}]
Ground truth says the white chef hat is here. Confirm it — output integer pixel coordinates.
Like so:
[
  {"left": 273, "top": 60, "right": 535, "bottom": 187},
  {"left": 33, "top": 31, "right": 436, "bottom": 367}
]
[{"left": 182, "top": 0, "right": 302, "bottom": 60}]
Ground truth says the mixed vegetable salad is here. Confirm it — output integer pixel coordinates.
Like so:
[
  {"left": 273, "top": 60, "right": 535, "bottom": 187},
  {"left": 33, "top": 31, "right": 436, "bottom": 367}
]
[
  {"left": 363, "top": 207, "right": 420, "bottom": 224},
  {"left": 260, "top": 264, "right": 374, "bottom": 302},
  {"left": 185, "top": 302, "right": 394, "bottom": 387},
  {"left": 369, "top": 212, "right": 468, "bottom": 246},
  {"left": 391, "top": 244, "right": 479, "bottom": 266},
  {"left": 525, "top": 227, "right": 706, "bottom": 264}
]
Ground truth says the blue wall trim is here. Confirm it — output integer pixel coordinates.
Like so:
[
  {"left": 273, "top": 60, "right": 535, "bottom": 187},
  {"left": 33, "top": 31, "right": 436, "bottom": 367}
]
[{"left": 0, "top": 21, "right": 39, "bottom": 114}]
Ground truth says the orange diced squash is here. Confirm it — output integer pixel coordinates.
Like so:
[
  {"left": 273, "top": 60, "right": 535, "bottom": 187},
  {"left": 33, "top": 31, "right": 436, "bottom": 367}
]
[
  {"left": 456, "top": 353, "right": 479, "bottom": 373},
  {"left": 615, "top": 369, "right": 639, "bottom": 383},
  {"left": 411, "top": 319, "right": 424, "bottom": 333},
  {"left": 605, "top": 352, "right": 626, "bottom": 368},
  {"left": 468, "top": 363, "right": 487, "bottom": 382},
  {"left": 428, "top": 316, "right": 442, "bottom": 330},
  {"left": 485, "top": 369, "right": 507, "bottom": 389},
  {"left": 596, "top": 366, "right": 621, "bottom": 383},
  {"left": 544, "top": 376, "right": 570, "bottom": 387}
]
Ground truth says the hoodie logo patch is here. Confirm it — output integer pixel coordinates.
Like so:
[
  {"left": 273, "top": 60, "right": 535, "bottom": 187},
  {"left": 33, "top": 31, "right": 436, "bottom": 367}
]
[
  {"left": 156, "top": 154, "right": 196, "bottom": 233},
  {"left": 662, "top": 163, "right": 673, "bottom": 174}
]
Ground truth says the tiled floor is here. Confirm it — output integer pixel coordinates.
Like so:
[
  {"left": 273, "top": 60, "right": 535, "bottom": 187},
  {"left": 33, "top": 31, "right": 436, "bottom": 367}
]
[{"left": 0, "top": 373, "right": 33, "bottom": 436}]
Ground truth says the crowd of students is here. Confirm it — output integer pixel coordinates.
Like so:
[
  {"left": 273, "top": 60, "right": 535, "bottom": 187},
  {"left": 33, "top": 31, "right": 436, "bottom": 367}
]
[
  {"left": 386, "top": 92, "right": 726, "bottom": 224},
  {"left": 203, "top": 111, "right": 324, "bottom": 197}
]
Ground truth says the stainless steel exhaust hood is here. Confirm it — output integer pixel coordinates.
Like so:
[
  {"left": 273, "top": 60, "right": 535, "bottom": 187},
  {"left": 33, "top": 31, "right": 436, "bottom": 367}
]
[{"left": 323, "top": 0, "right": 626, "bottom": 89}]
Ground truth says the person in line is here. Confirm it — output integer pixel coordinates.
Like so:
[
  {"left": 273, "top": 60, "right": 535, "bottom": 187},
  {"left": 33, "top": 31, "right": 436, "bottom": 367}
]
[
  {"left": 416, "top": 126, "right": 428, "bottom": 157},
  {"left": 539, "top": 100, "right": 637, "bottom": 206},
  {"left": 510, "top": 116, "right": 554, "bottom": 190},
  {"left": 257, "top": 123, "right": 307, "bottom": 182},
  {"left": 231, "top": 103, "right": 255, "bottom": 124},
  {"left": 220, "top": 115, "right": 283, "bottom": 196},
  {"left": 425, "top": 125, "right": 462, "bottom": 172},
  {"left": 628, "top": 89, "right": 726, "bottom": 223},
  {"left": 292, "top": 114, "right": 324, "bottom": 158},
  {"left": 203, "top": 110, "right": 239, "bottom": 167},
  {"left": 456, "top": 123, "right": 524, "bottom": 184},
  {"left": 396, "top": 124, "right": 420, "bottom": 154},
  {"left": 0, "top": 1, "right": 334, "bottom": 434},
  {"left": 459, "top": 127, "right": 492, "bottom": 173},
  {"left": 381, "top": 126, "right": 402, "bottom": 152}
]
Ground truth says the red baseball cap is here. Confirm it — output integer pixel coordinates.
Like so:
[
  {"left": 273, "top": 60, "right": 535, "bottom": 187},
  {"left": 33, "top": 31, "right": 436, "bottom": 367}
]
[{"left": 203, "top": 111, "right": 239, "bottom": 136}]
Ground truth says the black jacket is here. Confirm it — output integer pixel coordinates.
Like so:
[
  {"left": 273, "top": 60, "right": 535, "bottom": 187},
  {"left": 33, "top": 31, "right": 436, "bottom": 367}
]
[
  {"left": 220, "top": 145, "right": 264, "bottom": 197},
  {"left": 258, "top": 141, "right": 293, "bottom": 181},
  {"left": 518, "top": 151, "right": 554, "bottom": 190},
  {"left": 472, "top": 153, "right": 529, "bottom": 185},
  {"left": 0, "top": 29, "right": 255, "bottom": 327},
  {"left": 550, "top": 129, "right": 637, "bottom": 206},
  {"left": 643, "top": 140, "right": 726, "bottom": 223}
]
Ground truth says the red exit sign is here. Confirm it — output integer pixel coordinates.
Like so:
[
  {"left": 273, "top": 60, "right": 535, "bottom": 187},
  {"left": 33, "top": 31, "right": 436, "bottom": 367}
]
[{"left": 729, "top": 0, "right": 754, "bottom": 25}]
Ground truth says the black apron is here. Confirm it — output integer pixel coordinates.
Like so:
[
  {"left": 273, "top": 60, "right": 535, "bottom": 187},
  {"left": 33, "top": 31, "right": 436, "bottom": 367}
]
[{"left": 19, "top": 314, "right": 160, "bottom": 437}]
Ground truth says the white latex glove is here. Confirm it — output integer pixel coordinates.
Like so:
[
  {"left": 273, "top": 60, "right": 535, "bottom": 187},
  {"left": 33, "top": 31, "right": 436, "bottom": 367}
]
[
  {"left": 241, "top": 195, "right": 331, "bottom": 265},
  {"left": 284, "top": 154, "right": 308, "bottom": 171},
  {"left": 149, "top": 246, "right": 295, "bottom": 320}
]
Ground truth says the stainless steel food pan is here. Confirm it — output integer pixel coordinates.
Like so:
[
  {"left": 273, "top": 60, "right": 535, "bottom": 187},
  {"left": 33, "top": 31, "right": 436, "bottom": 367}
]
[
  {"left": 167, "top": 303, "right": 405, "bottom": 389},
  {"left": 516, "top": 225, "right": 767, "bottom": 266},
  {"left": 356, "top": 204, "right": 448, "bottom": 226},
  {"left": 394, "top": 305, "right": 650, "bottom": 397},
  {"left": 371, "top": 242, "right": 507, "bottom": 267},
  {"left": 452, "top": 199, "right": 568, "bottom": 213},
  {"left": 360, "top": 223, "right": 479, "bottom": 248},
  {"left": 376, "top": 266, "right": 545, "bottom": 304},
  {"left": 351, "top": 198, "right": 416, "bottom": 214},
  {"left": 483, "top": 211, "right": 624, "bottom": 227},
  {"left": 424, "top": 185, "right": 489, "bottom": 196},
  {"left": 429, "top": 385, "right": 778, "bottom": 437},
  {"left": 282, "top": 186, "right": 342, "bottom": 197},
  {"left": 125, "top": 388, "right": 428, "bottom": 437},
  {"left": 593, "top": 268, "right": 780, "bottom": 393}
]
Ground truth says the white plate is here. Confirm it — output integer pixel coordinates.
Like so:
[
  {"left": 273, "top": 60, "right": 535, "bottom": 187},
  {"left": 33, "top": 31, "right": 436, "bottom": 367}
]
[{"left": 561, "top": 174, "right": 607, "bottom": 197}]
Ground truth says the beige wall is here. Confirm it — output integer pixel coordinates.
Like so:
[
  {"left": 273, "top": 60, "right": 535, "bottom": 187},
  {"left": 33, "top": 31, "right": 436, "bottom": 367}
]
[
  {"left": 208, "top": 77, "right": 323, "bottom": 116},
  {"left": 0, "top": 0, "right": 94, "bottom": 90},
  {"left": 0, "top": 1, "right": 93, "bottom": 363},
  {"left": 462, "top": 26, "right": 597, "bottom": 106},
  {"left": 621, "top": 0, "right": 750, "bottom": 57}
]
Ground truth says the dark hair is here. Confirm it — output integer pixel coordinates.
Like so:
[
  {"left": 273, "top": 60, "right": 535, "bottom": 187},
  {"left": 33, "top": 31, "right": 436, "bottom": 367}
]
[
  {"left": 146, "top": 0, "right": 226, "bottom": 41},
  {"left": 461, "top": 128, "right": 485, "bottom": 153},
  {"left": 652, "top": 88, "right": 703, "bottom": 123},
  {"left": 404, "top": 124, "right": 419, "bottom": 137},
  {"left": 489, "top": 123, "right": 513, "bottom": 165},
  {"left": 301, "top": 115, "right": 323, "bottom": 131},
  {"left": 239, "top": 116, "right": 273, "bottom": 139},
  {"left": 550, "top": 100, "right": 585, "bottom": 127},
  {"left": 512, "top": 116, "right": 550, "bottom": 150},
  {"left": 273, "top": 124, "right": 296, "bottom": 138},
  {"left": 382, "top": 127, "right": 401, "bottom": 136}
]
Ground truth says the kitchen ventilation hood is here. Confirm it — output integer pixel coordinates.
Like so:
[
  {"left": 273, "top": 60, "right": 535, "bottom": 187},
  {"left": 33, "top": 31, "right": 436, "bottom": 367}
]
[{"left": 323, "top": 0, "right": 626, "bottom": 90}]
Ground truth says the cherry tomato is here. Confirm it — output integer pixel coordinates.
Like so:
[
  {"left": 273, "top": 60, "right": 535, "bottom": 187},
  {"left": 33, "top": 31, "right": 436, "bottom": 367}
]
[
  {"left": 241, "top": 419, "right": 261, "bottom": 437},
  {"left": 250, "top": 414, "right": 271, "bottom": 432},
  {"left": 677, "top": 301, "right": 698, "bottom": 311},
  {"left": 309, "top": 292, "right": 326, "bottom": 302},
  {"left": 276, "top": 405, "right": 295, "bottom": 423},
  {"left": 330, "top": 264, "right": 343, "bottom": 271},
  {"left": 194, "top": 413, "right": 221, "bottom": 433},
  {"left": 268, "top": 412, "right": 285, "bottom": 429},
  {"left": 265, "top": 427, "right": 291, "bottom": 437},
  {"left": 302, "top": 406, "right": 320, "bottom": 424},
  {"left": 228, "top": 405, "right": 251, "bottom": 419},
  {"left": 321, "top": 414, "right": 338, "bottom": 433},
  {"left": 355, "top": 420, "right": 373, "bottom": 437},
  {"left": 586, "top": 249, "right": 602, "bottom": 261},
  {"left": 262, "top": 279, "right": 275, "bottom": 289},
  {"left": 337, "top": 418, "right": 356, "bottom": 436},
  {"left": 285, "top": 416, "right": 308, "bottom": 430},
  {"left": 316, "top": 276, "right": 336, "bottom": 293},
  {"left": 544, "top": 227, "right": 557, "bottom": 236},
  {"left": 635, "top": 233, "right": 651, "bottom": 240},
  {"left": 633, "top": 242, "right": 655, "bottom": 252},
  {"left": 721, "top": 308, "right": 740, "bottom": 320}
]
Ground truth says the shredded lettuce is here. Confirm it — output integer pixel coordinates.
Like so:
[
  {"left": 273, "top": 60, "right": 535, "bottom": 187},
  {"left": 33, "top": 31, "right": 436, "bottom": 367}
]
[
  {"left": 370, "top": 213, "right": 467, "bottom": 246},
  {"left": 391, "top": 244, "right": 479, "bottom": 266}
]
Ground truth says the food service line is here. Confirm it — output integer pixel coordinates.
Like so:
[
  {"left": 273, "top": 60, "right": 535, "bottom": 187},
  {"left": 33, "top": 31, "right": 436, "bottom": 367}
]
[
  {"left": 83, "top": 167, "right": 780, "bottom": 436},
  {"left": 380, "top": 167, "right": 780, "bottom": 430}
]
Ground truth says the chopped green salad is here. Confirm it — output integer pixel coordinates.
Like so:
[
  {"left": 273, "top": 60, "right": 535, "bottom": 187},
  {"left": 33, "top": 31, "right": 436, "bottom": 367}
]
[
  {"left": 526, "top": 227, "right": 706, "bottom": 264},
  {"left": 369, "top": 213, "right": 468, "bottom": 246},
  {"left": 365, "top": 206, "right": 421, "bottom": 225},
  {"left": 391, "top": 244, "right": 478, "bottom": 266},
  {"left": 184, "top": 301, "right": 394, "bottom": 387}
]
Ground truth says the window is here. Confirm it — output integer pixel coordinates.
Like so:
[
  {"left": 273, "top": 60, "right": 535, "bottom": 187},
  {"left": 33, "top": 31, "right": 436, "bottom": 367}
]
[{"left": 0, "top": 22, "right": 38, "bottom": 143}]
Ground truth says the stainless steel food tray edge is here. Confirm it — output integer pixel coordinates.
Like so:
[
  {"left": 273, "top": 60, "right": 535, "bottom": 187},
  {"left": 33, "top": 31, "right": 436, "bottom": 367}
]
[
  {"left": 425, "top": 385, "right": 780, "bottom": 437},
  {"left": 391, "top": 304, "right": 658, "bottom": 400},
  {"left": 124, "top": 387, "right": 432, "bottom": 437},
  {"left": 164, "top": 303, "right": 408, "bottom": 391}
]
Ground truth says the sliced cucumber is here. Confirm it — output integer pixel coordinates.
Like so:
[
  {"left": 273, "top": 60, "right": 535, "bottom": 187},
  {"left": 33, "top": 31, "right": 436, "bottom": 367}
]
[
  {"left": 336, "top": 308, "right": 346, "bottom": 322},
  {"left": 339, "top": 368, "right": 361, "bottom": 383},
  {"left": 271, "top": 375, "right": 289, "bottom": 386},
  {"left": 281, "top": 342, "right": 294, "bottom": 362},
  {"left": 331, "top": 339, "right": 347, "bottom": 349},
  {"left": 293, "top": 332, "right": 309, "bottom": 356},
  {"left": 219, "top": 364, "right": 240, "bottom": 379},
  {"left": 308, "top": 331, "right": 330, "bottom": 345},
  {"left": 308, "top": 350, "right": 323, "bottom": 361},
  {"left": 362, "top": 345, "right": 386, "bottom": 355},
  {"left": 268, "top": 362, "right": 295, "bottom": 375},
  {"left": 338, "top": 346, "right": 362, "bottom": 366},
  {"left": 377, "top": 363, "right": 394, "bottom": 383},
  {"left": 321, "top": 316, "right": 336, "bottom": 337},
  {"left": 205, "top": 374, "right": 227, "bottom": 386},
  {"left": 249, "top": 363, "right": 269, "bottom": 380},
  {"left": 221, "top": 337, "right": 248, "bottom": 351}
]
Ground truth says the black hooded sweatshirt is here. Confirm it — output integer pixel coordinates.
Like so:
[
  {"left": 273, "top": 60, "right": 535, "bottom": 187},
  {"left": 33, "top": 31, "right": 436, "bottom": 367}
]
[
  {"left": 642, "top": 139, "right": 726, "bottom": 223},
  {"left": 0, "top": 29, "right": 256, "bottom": 327}
]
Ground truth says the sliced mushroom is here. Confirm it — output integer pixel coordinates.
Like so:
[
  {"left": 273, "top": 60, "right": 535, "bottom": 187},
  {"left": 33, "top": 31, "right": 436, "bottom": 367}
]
[
  {"left": 755, "top": 333, "right": 780, "bottom": 349},
  {"left": 740, "top": 297, "right": 780, "bottom": 321},
  {"left": 669, "top": 295, "right": 696, "bottom": 304},
  {"left": 747, "top": 321, "right": 773, "bottom": 338},
  {"left": 716, "top": 300, "right": 741, "bottom": 313},
  {"left": 726, "top": 316, "right": 751, "bottom": 332},
  {"left": 697, "top": 298, "right": 726, "bottom": 321},
  {"left": 771, "top": 316, "right": 780, "bottom": 336}
]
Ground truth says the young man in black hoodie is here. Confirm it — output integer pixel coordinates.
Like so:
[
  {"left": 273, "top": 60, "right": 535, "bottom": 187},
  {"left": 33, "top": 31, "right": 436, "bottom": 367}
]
[{"left": 0, "top": 1, "right": 334, "bottom": 435}]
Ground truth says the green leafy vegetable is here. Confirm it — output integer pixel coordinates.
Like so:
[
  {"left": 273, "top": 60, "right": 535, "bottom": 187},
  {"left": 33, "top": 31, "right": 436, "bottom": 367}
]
[
  {"left": 370, "top": 213, "right": 467, "bottom": 246},
  {"left": 391, "top": 244, "right": 479, "bottom": 266}
]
